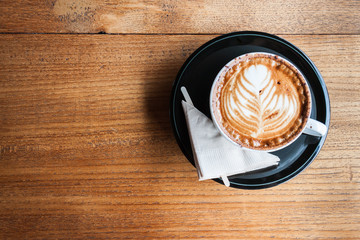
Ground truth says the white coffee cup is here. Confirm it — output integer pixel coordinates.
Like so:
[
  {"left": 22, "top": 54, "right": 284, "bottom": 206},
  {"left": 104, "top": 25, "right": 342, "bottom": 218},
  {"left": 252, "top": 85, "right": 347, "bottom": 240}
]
[{"left": 209, "top": 52, "right": 327, "bottom": 152}]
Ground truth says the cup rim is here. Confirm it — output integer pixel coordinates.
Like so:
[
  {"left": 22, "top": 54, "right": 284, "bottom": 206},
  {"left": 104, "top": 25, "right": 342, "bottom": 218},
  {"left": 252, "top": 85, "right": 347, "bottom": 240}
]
[{"left": 209, "top": 52, "right": 312, "bottom": 152}]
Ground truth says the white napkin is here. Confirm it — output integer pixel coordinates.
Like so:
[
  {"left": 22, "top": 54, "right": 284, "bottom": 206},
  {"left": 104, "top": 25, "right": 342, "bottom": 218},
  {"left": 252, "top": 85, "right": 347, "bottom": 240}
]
[{"left": 181, "top": 88, "right": 280, "bottom": 187}]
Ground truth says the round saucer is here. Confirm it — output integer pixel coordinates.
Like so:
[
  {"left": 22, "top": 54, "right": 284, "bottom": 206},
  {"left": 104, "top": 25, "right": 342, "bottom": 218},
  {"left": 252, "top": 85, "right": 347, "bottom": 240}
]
[{"left": 170, "top": 31, "right": 330, "bottom": 189}]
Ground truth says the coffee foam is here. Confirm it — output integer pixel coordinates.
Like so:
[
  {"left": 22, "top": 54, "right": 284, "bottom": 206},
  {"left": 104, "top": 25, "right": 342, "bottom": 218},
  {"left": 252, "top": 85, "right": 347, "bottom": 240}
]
[{"left": 212, "top": 53, "right": 311, "bottom": 150}]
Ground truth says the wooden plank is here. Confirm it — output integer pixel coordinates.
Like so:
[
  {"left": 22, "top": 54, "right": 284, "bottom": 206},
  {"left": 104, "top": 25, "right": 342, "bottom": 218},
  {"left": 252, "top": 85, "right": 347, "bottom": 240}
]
[
  {"left": 0, "top": 0, "right": 359, "bottom": 34},
  {"left": 0, "top": 34, "right": 359, "bottom": 239}
]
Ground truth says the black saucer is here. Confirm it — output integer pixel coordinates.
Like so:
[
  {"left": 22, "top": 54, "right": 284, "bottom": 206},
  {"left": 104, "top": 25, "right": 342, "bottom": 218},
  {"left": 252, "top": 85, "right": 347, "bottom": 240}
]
[{"left": 170, "top": 31, "right": 330, "bottom": 189}]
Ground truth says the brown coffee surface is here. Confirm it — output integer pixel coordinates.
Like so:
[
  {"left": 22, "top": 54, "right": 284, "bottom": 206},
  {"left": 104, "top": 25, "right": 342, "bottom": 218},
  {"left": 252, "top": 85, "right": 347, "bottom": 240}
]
[{"left": 212, "top": 53, "right": 311, "bottom": 150}]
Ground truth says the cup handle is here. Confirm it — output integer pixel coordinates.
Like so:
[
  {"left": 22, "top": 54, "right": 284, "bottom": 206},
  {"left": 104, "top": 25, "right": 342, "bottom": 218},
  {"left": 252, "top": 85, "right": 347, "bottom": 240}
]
[{"left": 303, "top": 118, "right": 327, "bottom": 137}]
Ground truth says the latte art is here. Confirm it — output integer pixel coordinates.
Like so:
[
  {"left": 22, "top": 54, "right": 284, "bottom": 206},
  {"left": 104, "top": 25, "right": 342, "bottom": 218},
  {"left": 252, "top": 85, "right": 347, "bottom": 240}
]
[
  {"left": 211, "top": 53, "right": 311, "bottom": 150},
  {"left": 223, "top": 62, "right": 299, "bottom": 138}
]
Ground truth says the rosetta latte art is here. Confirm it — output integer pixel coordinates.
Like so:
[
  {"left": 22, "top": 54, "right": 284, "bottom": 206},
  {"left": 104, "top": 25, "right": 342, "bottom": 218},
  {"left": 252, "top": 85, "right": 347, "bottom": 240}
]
[
  {"left": 222, "top": 63, "right": 299, "bottom": 138},
  {"left": 213, "top": 54, "right": 311, "bottom": 150}
]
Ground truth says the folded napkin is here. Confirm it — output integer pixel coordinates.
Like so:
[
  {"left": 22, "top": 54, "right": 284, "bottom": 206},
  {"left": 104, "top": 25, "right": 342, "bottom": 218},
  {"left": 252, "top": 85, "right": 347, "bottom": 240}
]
[{"left": 181, "top": 87, "right": 280, "bottom": 187}]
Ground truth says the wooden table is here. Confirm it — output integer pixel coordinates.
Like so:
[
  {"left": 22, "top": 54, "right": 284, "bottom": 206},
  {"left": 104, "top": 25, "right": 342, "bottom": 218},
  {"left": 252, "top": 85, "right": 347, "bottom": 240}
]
[{"left": 0, "top": 1, "right": 359, "bottom": 239}]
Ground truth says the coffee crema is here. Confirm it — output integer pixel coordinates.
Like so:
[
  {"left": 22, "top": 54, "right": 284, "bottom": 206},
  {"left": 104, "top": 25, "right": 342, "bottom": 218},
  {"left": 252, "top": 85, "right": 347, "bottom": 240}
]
[{"left": 211, "top": 53, "right": 311, "bottom": 150}]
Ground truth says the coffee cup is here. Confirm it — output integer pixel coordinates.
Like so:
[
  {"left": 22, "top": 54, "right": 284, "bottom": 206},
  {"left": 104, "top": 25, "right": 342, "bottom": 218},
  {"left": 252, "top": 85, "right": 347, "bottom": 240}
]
[{"left": 209, "top": 52, "right": 327, "bottom": 152}]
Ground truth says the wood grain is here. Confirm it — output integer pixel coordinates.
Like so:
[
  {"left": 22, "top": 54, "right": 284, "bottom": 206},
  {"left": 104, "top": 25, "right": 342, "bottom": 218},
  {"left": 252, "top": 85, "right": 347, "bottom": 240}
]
[
  {"left": 0, "top": 34, "right": 359, "bottom": 239},
  {"left": 0, "top": 0, "right": 359, "bottom": 34}
]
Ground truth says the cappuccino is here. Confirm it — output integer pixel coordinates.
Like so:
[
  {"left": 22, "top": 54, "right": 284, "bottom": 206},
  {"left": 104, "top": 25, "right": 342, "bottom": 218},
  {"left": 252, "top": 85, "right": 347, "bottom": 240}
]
[{"left": 211, "top": 53, "right": 311, "bottom": 151}]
